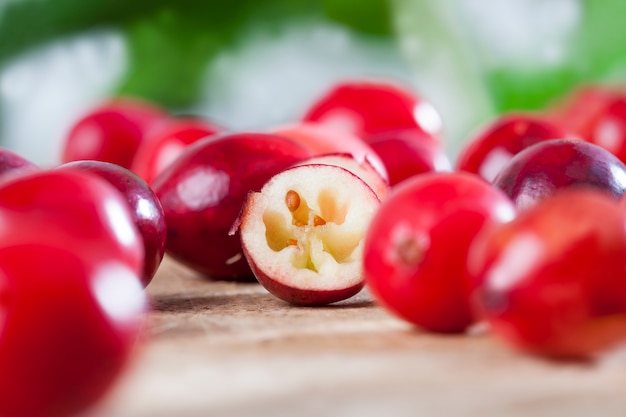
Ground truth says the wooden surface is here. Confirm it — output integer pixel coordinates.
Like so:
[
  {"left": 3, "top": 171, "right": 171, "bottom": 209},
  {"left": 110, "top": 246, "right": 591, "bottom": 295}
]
[{"left": 94, "top": 256, "right": 626, "bottom": 417}]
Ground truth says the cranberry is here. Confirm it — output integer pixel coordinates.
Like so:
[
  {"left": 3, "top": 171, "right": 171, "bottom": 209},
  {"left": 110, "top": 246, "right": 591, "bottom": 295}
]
[
  {"left": 273, "top": 122, "right": 388, "bottom": 182},
  {"left": 0, "top": 245, "right": 147, "bottom": 417},
  {"left": 552, "top": 84, "right": 626, "bottom": 164},
  {"left": 58, "top": 160, "right": 167, "bottom": 287},
  {"left": 0, "top": 169, "right": 144, "bottom": 275},
  {"left": 302, "top": 79, "right": 443, "bottom": 140},
  {"left": 62, "top": 98, "right": 167, "bottom": 169},
  {"left": 0, "top": 169, "right": 146, "bottom": 417},
  {"left": 493, "top": 138, "right": 626, "bottom": 210},
  {"left": 293, "top": 153, "right": 389, "bottom": 200},
  {"left": 132, "top": 116, "right": 222, "bottom": 185},
  {"left": 468, "top": 189, "right": 626, "bottom": 359},
  {"left": 365, "top": 128, "right": 452, "bottom": 186},
  {"left": 152, "top": 132, "right": 312, "bottom": 280},
  {"left": 363, "top": 172, "right": 516, "bottom": 333},
  {"left": 456, "top": 113, "right": 571, "bottom": 182},
  {"left": 0, "top": 147, "right": 38, "bottom": 181},
  {"left": 235, "top": 164, "right": 380, "bottom": 306}
]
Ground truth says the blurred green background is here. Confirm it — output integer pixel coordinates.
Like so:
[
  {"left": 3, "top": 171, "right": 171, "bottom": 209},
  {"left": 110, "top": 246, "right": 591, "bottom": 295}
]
[{"left": 1, "top": 0, "right": 626, "bottom": 164}]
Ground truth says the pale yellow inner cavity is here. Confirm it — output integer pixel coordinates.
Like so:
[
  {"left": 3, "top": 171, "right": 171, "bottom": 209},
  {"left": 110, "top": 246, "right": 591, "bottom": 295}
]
[{"left": 262, "top": 188, "right": 360, "bottom": 272}]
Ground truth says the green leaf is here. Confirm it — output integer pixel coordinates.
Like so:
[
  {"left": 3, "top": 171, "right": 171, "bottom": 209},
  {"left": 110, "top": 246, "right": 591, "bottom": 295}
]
[
  {"left": 485, "top": 0, "right": 626, "bottom": 112},
  {"left": 0, "top": 0, "right": 171, "bottom": 63},
  {"left": 117, "top": 8, "right": 229, "bottom": 109},
  {"left": 1, "top": 0, "right": 399, "bottom": 109},
  {"left": 117, "top": 0, "right": 324, "bottom": 109},
  {"left": 322, "top": 0, "right": 392, "bottom": 36}
]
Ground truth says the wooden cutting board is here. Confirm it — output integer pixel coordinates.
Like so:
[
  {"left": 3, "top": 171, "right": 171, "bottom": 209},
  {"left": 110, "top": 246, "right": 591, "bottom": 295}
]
[{"left": 94, "top": 256, "right": 626, "bottom": 417}]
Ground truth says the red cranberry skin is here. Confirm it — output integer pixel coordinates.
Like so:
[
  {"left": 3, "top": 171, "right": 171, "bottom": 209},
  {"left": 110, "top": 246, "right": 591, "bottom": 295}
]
[
  {"left": 0, "top": 169, "right": 146, "bottom": 417},
  {"left": 132, "top": 117, "right": 222, "bottom": 185},
  {"left": 0, "top": 147, "right": 38, "bottom": 180},
  {"left": 553, "top": 85, "right": 626, "bottom": 164},
  {"left": 152, "top": 133, "right": 312, "bottom": 280},
  {"left": 0, "top": 170, "right": 144, "bottom": 275},
  {"left": 0, "top": 244, "right": 147, "bottom": 417},
  {"left": 493, "top": 138, "right": 626, "bottom": 210},
  {"left": 62, "top": 98, "right": 167, "bottom": 169},
  {"left": 468, "top": 190, "right": 626, "bottom": 359},
  {"left": 302, "top": 79, "right": 443, "bottom": 141},
  {"left": 274, "top": 123, "right": 388, "bottom": 182},
  {"left": 365, "top": 128, "right": 452, "bottom": 186},
  {"left": 58, "top": 160, "right": 167, "bottom": 287},
  {"left": 363, "top": 172, "right": 516, "bottom": 333},
  {"left": 456, "top": 113, "right": 571, "bottom": 182}
]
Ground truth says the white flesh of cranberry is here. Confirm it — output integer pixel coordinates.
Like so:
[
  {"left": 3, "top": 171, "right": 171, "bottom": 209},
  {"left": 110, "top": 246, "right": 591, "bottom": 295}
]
[
  {"left": 237, "top": 164, "right": 380, "bottom": 293},
  {"left": 293, "top": 153, "right": 389, "bottom": 200}
]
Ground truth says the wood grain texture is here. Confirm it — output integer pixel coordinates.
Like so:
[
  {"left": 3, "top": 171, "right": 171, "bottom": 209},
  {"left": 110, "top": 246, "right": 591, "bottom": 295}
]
[{"left": 93, "top": 256, "right": 626, "bottom": 417}]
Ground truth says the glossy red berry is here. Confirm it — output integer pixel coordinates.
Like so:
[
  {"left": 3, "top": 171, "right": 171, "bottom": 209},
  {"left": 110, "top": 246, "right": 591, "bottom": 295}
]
[
  {"left": 132, "top": 116, "right": 222, "bottom": 185},
  {"left": 58, "top": 160, "right": 167, "bottom": 286},
  {"left": 365, "top": 128, "right": 452, "bottom": 186},
  {"left": 457, "top": 113, "right": 571, "bottom": 182},
  {"left": 363, "top": 172, "right": 516, "bottom": 333},
  {"left": 468, "top": 189, "right": 626, "bottom": 359},
  {"left": 273, "top": 123, "right": 388, "bottom": 182},
  {"left": 0, "top": 169, "right": 147, "bottom": 417},
  {"left": 493, "top": 138, "right": 626, "bottom": 210},
  {"left": 302, "top": 79, "right": 443, "bottom": 141},
  {"left": 0, "top": 170, "right": 144, "bottom": 274},
  {"left": 552, "top": 84, "right": 626, "bottom": 164},
  {"left": 62, "top": 98, "right": 167, "bottom": 169},
  {"left": 0, "top": 244, "right": 147, "bottom": 417},
  {"left": 0, "top": 147, "right": 38, "bottom": 181},
  {"left": 153, "top": 132, "right": 312, "bottom": 280}
]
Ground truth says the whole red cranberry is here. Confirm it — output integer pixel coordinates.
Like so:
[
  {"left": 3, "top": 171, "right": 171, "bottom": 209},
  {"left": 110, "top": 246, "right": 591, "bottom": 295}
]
[
  {"left": 132, "top": 116, "right": 222, "bottom": 185},
  {"left": 0, "top": 147, "right": 38, "bottom": 180},
  {"left": 552, "top": 84, "right": 626, "bottom": 164},
  {"left": 152, "top": 132, "right": 312, "bottom": 280},
  {"left": 302, "top": 79, "right": 443, "bottom": 141},
  {"left": 0, "top": 170, "right": 144, "bottom": 273},
  {"left": 457, "top": 113, "right": 571, "bottom": 182},
  {"left": 62, "top": 98, "right": 167, "bottom": 169},
  {"left": 365, "top": 128, "right": 452, "bottom": 186},
  {"left": 273, "top": 123, "right": 388, "bottom": 182},
  {"left": 0, "top": 169, "right": 147, "bottom": 417},
  {"left": 0, "top": 245, "right": 147, "bottom": 417},
  {"left": 468, "top": 189, "right": 626, "bottom": 359},
  {"left": 58, "top": 160, "right": 167, "bottom": 286},
  {"left": 363, "top": 172, "right": 516, "bottom": 333},
  {"left": 493, "top": 138, "right": 626, "bottom": 210}
]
